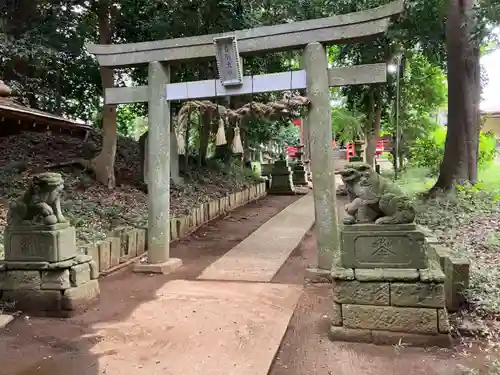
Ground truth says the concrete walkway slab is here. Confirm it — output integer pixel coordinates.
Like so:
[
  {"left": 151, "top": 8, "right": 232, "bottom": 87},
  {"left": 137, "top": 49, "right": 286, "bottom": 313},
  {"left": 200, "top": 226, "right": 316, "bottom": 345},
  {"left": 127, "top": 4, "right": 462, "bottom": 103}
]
[
  {"left": 89, "top": 280, "right": 301, "bottom": 375},
  {"left": 197, "top": 193, "right": 315, "bottom": 282}
]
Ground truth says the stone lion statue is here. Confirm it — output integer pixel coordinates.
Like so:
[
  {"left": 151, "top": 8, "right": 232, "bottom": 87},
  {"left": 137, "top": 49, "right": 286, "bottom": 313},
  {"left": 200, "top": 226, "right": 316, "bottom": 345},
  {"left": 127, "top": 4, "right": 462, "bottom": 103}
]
[
  {"left": 336, "top": 162, "right": 415, "bottom": 225},
  {"left": 7, "top": 172, "right": 67, "bottom": 226}
]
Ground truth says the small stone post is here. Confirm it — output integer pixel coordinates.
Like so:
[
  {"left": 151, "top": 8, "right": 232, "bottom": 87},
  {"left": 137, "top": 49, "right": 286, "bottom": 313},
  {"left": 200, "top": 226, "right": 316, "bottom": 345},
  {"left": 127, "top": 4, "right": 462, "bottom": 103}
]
[
  {"left": 133, "top": 61, "right": 182, "bottom": 274},
  {"left": 303, "top": 42, "right": 340, "bottom": 272}
]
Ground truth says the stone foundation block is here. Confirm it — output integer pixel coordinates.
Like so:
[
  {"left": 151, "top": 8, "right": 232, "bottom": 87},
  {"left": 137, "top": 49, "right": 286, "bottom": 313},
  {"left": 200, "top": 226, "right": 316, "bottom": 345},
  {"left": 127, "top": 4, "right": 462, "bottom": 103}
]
[
  {"left": 70, "top": 263, "right": 91, "bottom": 286},
  {"left": 2, "top": 270, "right": 41, "bottom": 290},
  {"left": 329, "top": 326, "right": 372, "bottom": 343},
  {"left": 330, "top": 266, "right": 355, "bottom": 281},
  {"left": 342, "top": 304, "right": 438, "bottom": 334},
  {"left": 62, "top": 279, "right": 100, "bottom": 311},
  {"left": 371, "top": 330, "right": 451, "bottom": 348},
  {"left": 438, "top": 309, "right": 451, "bottom": 333},
  {"left": 2, "top": 289, "right": 62, "bottom": 313},
  {"left": 332, "top": 302, "right": 342, "bottom": 326},
  {"left": 333, "top": 280, "right": 389, "bottom": 306},
  {"left": 329, "top": 325, "right": 450, "bottom": 347},
  {"left": 354, "top": 268, "right": 420, "bottom": 282},
  {"left": 304, "top": 267, "right": 331, "bottom": 283},
  {"left": 419, "top": 262, "right": 445, "bottom": 283},
  {"left": 41, "top": 269, "right": 71, "bottom": 290},
  {"left": 391, "top": 282, "right": 445, "bottom": 308}
]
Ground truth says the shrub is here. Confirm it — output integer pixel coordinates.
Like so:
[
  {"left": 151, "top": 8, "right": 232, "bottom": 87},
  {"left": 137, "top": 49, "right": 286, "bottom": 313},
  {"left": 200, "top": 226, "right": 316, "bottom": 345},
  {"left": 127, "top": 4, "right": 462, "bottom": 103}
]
[
  {"left": 408, "top": 126, "right": 446, "bottom": 175},
  {"left": 478, "top": 131, "right": 497, "bottom": 168},
  {"left": 408, "top": 127, "right": 497, "bottom": 176}
]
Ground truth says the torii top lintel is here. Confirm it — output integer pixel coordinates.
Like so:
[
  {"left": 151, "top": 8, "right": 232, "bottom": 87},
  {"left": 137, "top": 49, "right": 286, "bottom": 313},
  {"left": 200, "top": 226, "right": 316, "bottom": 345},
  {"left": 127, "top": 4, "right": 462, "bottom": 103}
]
[{"left": 86, "top": 1, "right": 403, "bottom": 68}]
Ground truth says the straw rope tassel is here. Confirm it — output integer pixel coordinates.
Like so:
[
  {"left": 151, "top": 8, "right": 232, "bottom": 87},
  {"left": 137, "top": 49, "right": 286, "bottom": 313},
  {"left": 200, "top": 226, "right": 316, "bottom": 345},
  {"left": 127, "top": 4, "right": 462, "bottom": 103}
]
[
  {"left": 232, "top": 126, "right": 244, "bottom": 154},
  {"left": 176, "top": 128, "right": 185, "bottom": 155},
  {"left": 215, "top": 118, "right": 227, "bottom": 146}
]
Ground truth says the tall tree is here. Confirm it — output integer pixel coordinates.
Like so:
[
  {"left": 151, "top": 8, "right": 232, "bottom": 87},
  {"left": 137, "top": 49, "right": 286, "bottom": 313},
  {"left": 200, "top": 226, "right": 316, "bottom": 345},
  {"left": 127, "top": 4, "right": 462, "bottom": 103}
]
[
  {"left": 431, "top": 0, "right": 481, "bottom": 192},
  {"left": 86, "top": 0, "right": 118, "bottom": 189}
]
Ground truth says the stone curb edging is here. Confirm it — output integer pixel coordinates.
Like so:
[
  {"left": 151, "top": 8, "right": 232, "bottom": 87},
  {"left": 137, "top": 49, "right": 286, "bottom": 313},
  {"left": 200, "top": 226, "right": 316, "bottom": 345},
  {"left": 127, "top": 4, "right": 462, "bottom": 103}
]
[
  {"left": 80, "top": 182, "right": 267, "bottom": 277},
  {"left": 419, "top": 225, "right": 470, "bottom": 313}
]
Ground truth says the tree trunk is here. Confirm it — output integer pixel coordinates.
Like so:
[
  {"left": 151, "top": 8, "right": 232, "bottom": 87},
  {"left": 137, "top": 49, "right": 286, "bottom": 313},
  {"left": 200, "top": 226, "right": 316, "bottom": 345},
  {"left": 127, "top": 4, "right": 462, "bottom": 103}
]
[
  {"left": 431, "top": 0, "right": 480, "bottom": 193},
  {"left": 364, "top": 88, "right": 379, "bottom": 167},
  {"left": 198, "top": 111, "right": 211, "bottom": 166},
  {"left": 89, "top": 0, "right": 117, "bottom": 189}
]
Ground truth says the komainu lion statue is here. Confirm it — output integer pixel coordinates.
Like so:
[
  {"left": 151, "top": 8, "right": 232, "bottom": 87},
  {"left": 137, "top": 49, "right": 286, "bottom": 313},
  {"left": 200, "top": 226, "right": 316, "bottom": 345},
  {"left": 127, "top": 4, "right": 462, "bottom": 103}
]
[
  {"left": 7, "top": 172, "right": 67, "bottom": 226},
  {"left": 336, "top": 162, "right": 416, "bottom": 225}
]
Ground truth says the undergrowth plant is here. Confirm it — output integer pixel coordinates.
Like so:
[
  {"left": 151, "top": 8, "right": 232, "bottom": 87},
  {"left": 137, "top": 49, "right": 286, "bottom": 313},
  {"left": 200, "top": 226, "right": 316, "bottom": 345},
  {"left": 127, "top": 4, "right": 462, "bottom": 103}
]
[
  {"left": 408, "top": 127, "right": 497, "bottom": 176},
  {"left": 398, "top": 165, "right": 500, "bottom": 319}
]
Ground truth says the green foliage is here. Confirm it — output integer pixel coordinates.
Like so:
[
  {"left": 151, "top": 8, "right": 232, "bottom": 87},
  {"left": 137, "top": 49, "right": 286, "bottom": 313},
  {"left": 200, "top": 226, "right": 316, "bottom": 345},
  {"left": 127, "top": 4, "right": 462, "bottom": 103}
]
[
  {"left": 331, "top": 107, "right": 364, "bottom": 142},
  {"left": 479, "top": 131, "right": 498, "bottom": 169},
  {"left": 408, "top": 126, "right": 446, "bottom": 175},
  {"left": 409, "top": 127, "right": 497, "bottom": 176},
  {"left": 116, "top": 105, "right": 137, "bottom": 137}
]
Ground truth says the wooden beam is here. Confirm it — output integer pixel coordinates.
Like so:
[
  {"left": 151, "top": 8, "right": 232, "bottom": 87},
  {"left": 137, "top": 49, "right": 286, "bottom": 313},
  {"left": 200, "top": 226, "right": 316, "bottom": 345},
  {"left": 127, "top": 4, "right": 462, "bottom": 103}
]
[
  {"left": 87, "top": 1, "right": 403, "bottom": 67},
  {"left": 104, "top": 64, "right": 387, "bottom": 104}
]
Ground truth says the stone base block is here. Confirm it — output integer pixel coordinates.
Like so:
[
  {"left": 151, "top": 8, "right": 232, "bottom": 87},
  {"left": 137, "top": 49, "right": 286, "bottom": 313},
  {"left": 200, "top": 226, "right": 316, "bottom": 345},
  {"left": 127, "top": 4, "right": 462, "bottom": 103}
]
[
  {"left": 340, "top": 224, "right": 428, "bottom": 269},
  {"left": 329, "top": 265, "right": 450, "bottom": 347},
  {"left": 62, "top": 279, "right": 100, "bottom": 312},
  {"left": 329, "top": 326, "right": 451, "bottom": 348},
  {"left": 0, "top": 256, "right": 100, "bottom": 317},
  {"left": 132, "top": 258, "right": 183, "bottom": 274},
  {"left": 292, "top": 166, "right": 308, "bottom": 186},
  {"left": 304, "top": 266, "right": 331, "bottom": 283},
  {"left": 269, "top": 173, "right": 294, "bottom": 195}
]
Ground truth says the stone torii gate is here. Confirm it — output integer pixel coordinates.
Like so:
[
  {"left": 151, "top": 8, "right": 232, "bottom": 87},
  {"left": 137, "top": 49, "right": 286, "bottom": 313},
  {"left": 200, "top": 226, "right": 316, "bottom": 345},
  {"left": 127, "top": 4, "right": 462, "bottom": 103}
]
[{"left": 87, "top": 1, "right": 403, "bottom": 275}]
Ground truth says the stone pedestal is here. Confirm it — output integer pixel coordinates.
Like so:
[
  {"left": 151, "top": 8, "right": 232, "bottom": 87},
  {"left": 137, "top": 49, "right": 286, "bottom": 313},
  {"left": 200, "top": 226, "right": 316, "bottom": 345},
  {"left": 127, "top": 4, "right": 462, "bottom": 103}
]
[
  {"left": 292, "top": 144, "right": 308, "bottom": 186},
  {"left": 268, "top": 159, "right": 295, "bottom": 195},
  {"left": 340, "top": 224, "right": 428, "bottom": 269},
  {"left": 1, "top": 173, "right": 100, "bottom": 317},
  {"left": 0, "top": 254, "right": 100, "bottom": 317},
  {"left": 329, "top": 224, "right": 451, "bottom": 347},
  {"left": 4, "top": 224, "right": 77, "bottom": 262}
]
